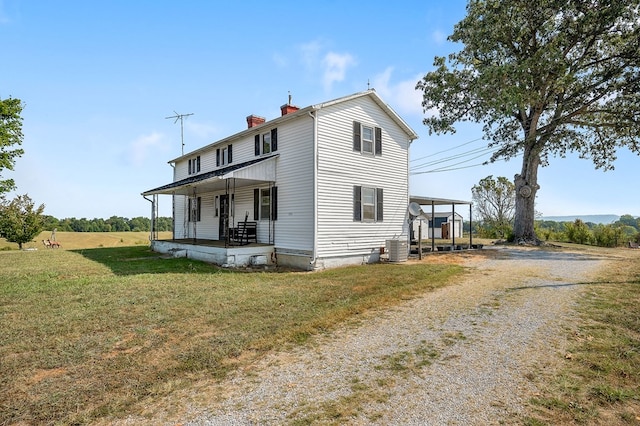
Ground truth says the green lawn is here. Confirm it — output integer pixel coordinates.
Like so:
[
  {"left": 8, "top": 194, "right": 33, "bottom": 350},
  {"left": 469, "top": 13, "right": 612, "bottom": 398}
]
[{"left": 0, "top": 245, "right": 464, "bottom": 425}]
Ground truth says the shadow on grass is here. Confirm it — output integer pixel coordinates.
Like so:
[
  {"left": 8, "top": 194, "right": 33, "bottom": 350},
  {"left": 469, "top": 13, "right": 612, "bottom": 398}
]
[{"left": 70, "top": 245, "right": 227, "bottom": 276}]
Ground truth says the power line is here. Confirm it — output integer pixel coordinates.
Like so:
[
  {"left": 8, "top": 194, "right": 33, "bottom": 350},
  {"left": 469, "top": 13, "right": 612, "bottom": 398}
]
[
  {"left": 410, "top": 157, "right": 511, "bottom": 174},
  {"left": 410, "top": 137, "right": 484, "bottom": 163},
  {"left": 410, "top": 145, "right": 498, "bottom": 171}
]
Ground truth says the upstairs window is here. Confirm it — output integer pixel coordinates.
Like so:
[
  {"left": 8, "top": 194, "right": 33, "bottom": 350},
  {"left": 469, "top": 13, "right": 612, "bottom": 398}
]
[
  {"left": 188, "top": 155, "right": 201, "bottom": 175},
  {"left": 216, "top": 144, "right": 233, "bottom": 166},
  {"left": 362, "top": 126, "right": 374, "bottom": 154},
  {"left": 255, "top": 128, "right": 278, "bottom": 156},
  {"left": 353, "top": 121, "right": 382, "bottom": 156}
]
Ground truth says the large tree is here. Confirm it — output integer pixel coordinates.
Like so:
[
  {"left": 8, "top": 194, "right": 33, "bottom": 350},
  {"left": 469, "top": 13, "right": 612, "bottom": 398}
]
[
  {"left": 0, "top": 98, "right": 25, "bottom": 195},
  {"left": 472, "top": 175, "right": 516, "bottom": 238},
  {"left": 0, "top": 194, "right": 45, "bottom": 249},
  {"left": 417, "top": 0, "right": 640, "bottom": 243}
]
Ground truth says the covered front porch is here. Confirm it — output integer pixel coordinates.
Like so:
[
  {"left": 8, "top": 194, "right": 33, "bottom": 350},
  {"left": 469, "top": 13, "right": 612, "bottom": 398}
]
[
  {"left": 151, "top": 238, "right": 275, "bottom": 268},
  {"left": 142, "top": 155, "right": 279, "bottom": 267}
]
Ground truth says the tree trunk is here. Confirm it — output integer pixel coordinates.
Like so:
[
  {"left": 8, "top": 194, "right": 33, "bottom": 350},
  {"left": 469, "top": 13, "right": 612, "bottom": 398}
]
[{"left": 513, "top": 145, "right": 540, "bottom": 243}]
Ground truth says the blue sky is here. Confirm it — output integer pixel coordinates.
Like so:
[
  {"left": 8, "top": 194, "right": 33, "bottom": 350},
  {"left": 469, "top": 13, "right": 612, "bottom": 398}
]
[{"left": 2, "top": 0, "right": 638, "bottom": 220}]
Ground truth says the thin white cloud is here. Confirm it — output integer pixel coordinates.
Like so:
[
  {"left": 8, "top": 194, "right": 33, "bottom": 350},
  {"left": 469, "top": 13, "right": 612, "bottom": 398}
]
[
  {"left": 322, "top": 52, "right": 356, "bottom": 91},
  {"left": 299, "top": 40, "right": 323, "bottom": 68},
  {"left": 372, "top": 67, "right": 425, "bottom": 117},
  {"left": 129, "top": 132, "right": 167, "bottom": 166},
  {"left": 296, "top": 40, "right": 356, "bottom": 92},
  {"left": 432, "top": 29, "right": 447, "bottom": 45}
]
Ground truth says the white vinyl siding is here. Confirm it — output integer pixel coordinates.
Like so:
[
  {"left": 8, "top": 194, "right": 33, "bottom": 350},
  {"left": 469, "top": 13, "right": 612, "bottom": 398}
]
[
  {"left": 267, "top": 120, "right": 314, "bottom": 250},
  {"left": 161, "top": 91, "right": 413, "bottom": 263},
  {"left": 315, "top": 95, "right": 410, "bottom": 258}
]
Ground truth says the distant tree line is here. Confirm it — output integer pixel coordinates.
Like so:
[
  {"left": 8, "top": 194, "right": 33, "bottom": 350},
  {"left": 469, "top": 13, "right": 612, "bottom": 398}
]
[
  {"left": 42, "top": 216, "right": 173, "bottom": 233},
  {"left": 464, "top": 214, "right": 640, "bottom": 248},
  {"left": 466, "top": 214, "right": 640, "bottom": 248},
  {"left": 535, "top": 215, "right": 640, "bottom": 248}
]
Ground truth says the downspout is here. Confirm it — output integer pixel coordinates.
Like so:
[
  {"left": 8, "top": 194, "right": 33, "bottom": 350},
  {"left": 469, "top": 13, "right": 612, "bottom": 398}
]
[
  {"left": 309, "top": 110, "right": 318, "bottom": 267},
  {"left": 407, "top": 138, "right": 415, "bottom": 255}
]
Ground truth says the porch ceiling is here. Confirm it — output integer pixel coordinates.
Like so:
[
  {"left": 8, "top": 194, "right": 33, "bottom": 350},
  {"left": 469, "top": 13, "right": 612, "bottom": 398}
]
[{"left": 142, "top": 154, "right": 278, "bottom": 196}]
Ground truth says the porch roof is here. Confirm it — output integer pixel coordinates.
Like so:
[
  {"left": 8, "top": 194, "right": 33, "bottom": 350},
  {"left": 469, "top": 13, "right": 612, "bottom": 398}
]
[
  {"left": 142, "top": 154, "right": 278, "bottom": 196},
  {"left": 410, "top": 196, "right": 472, "bottom": 206}
]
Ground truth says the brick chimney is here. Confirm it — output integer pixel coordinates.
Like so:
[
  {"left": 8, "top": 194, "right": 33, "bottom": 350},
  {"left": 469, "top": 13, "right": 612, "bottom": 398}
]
[
  {"left": 280, "top": 104, "right": 300, "bottom": 116},
  {"left": 246, "top": 114, "right": 266, "bottom": 129}
]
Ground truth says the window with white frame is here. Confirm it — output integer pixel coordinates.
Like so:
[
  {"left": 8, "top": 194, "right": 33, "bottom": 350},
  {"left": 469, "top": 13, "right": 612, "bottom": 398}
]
[
  {"left": 353, "top": 121, "right": 382, "bottom": 156},
  {"left": 216, "top": 145, "right": 232, "bottom": 167},
  {"left": 362, "top": 187, "right": 376, "bottom": 220},
  {"left": 253, "top": 187, "right": 278, "bottom": 221},
  {"left": 254, "top": 128, "right": 278, "bottom": 156},
  {"left": 353, "top": 186, "right": 383, "bottom": 222},
  {"left": 262, "top": 132, "right": 271, "bottom": 155},
  {"left": 362, "top": 126, "right": 374, "bottom": 154},
  {"left": 188, "top": 155, "right": 201, "bottom": 175},
  {"left": 188, "top": 196, "right": 201, "bottom": 222}
]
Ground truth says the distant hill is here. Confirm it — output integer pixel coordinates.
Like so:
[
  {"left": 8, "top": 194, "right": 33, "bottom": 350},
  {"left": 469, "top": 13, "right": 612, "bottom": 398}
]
[{"left": 540, "top": 214, "right": 620, "bottom": 224}]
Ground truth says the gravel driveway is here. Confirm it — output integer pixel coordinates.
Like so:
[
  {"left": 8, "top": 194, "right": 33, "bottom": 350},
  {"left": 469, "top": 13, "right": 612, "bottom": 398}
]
[{"left": 144, "top": 246, "right": 607, "bottom": 425}]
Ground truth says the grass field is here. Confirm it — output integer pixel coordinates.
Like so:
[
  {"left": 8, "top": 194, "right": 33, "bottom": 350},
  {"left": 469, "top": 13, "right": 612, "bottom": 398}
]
[
  {"left": 0, "top": 233, "right": 465, "bottom": 425},
  {"left": 525, "top": 245, "right": 640, "bottom": 425},
  {"left": 0, "top": 231, "right": 172, "bottom": 251},
  {"left": 2, "top": 233, "right": 638, "bottom": 424}
]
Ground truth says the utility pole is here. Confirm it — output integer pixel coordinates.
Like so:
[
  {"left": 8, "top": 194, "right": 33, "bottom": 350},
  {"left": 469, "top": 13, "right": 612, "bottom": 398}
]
[{"left": 165, "top": 111, "right": 194, "bottom": 155}]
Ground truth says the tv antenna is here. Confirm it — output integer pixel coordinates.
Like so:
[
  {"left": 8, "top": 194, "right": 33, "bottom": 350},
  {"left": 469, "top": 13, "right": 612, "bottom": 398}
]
[{"left": 165, "top": 111, "right": 194, "bottom": 155}]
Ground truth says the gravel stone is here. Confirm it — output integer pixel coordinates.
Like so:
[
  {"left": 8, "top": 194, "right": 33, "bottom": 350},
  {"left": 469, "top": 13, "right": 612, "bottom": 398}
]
[{"left": 124, "top": 246, "right": 608, "bottom": 425}]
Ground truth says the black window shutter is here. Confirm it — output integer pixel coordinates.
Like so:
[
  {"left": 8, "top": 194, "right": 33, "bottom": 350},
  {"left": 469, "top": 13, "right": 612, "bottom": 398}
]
[
  {"left": 353, "top": 186, "right": 362, "bottom": 221},
  {"left": 188, "top": 198, "right": 192, "bottom": 221},
  {"left": 353, "top": 121, "right": 361, "bottom": 152},
  {"left": 197, "top": 156, "right": 201, "bottom": 172},
  {"left": 253, "top": 188, "right": 259, "bottom": 220},
  {"left": 271, "top": 128, "right": 278, "bottom": 152},
  {"left": 376, "top": 188, "right": 383, "bottom": 222},
  {"left": 375, "top": 127, "right": 382, "bottom": 155},
  {"left": 255, "top": 135, "right": 260, "bottom": 156},
  {"left": 271, "top": 186, "right": 278, "bottom": 221},
  {"left": 227, "top": 144, "right": 233, "bottom": 163},
  {"left": 216, "top": 149, "right": 220, "bottom": 166},
  {"left": 197, "top": 197, "right": 202, "bottom": 221},
  {"left": 188, "top": 159, "right": 192, "bottom": 174}
]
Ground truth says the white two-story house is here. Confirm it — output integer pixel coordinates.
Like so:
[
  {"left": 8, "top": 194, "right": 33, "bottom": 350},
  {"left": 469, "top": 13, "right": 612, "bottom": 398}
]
[{"left": 142, "top": 89, "right": 418, "bottom": 270}]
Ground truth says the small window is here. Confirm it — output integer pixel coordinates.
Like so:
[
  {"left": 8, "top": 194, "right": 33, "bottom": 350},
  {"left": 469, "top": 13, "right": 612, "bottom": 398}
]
[
  {"left": 188, "top": 197, "right": 201, "bottom": 222},
  {"left": 362, "top": 126, "right": 374, "bottom": 154},
  {"left": 362, "top": 187, "right": 375, "bottom": 220},
  {"left": 188, "top": 156, "right": 201, "bottom": 175},
  {"left": 353, "top": 186, "right": 383, "bottom": 222},
  {"left": 353, "top": 121, "right": 382, "bottom": 156},
  {"left": 253, "top": 187, "right": 278, "bottom": 221},
  {"left": 255, "top": 128, "right": 278, "bottom": 156},
  {"left": 262, "top": 132, "right": 271, "bottom": 155},
  {"left": 260, "top": 189, "right": 270, "bottom": 220},
  {"left": 221, "top": 147, "right": 228, "bottom": 166},
  {"left": 216, "top": 145, "right": 233, "bottom": 167}
]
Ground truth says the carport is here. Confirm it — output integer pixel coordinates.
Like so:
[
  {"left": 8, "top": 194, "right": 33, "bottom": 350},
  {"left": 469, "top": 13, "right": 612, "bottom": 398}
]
[{"left": 409, "top": 196, "right": 475, "bottom": 256}]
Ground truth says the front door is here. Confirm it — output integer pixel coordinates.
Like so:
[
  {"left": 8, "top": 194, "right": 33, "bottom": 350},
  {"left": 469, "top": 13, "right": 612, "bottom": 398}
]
[{"left": 219, "top": 195, "right": 229, "bottom": 239}]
